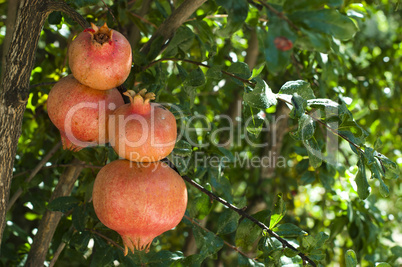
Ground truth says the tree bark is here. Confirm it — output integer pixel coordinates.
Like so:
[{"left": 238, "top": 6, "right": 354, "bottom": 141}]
[
  {"left": 0, "top": 0, "right": 87, "bottom": 250},
  {"left": 25, "top": 159, "right": 84, "bottom": 267},
  {"left": 0, "top": 0, "right": 19, "bottom": 84}
]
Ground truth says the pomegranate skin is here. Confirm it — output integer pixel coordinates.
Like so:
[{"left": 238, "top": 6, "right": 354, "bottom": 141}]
[
  {"left": 68, "top": 23, "right": 132, "bottom": 90},
  {"left": 47, "top": 75, "right": 124, "bottom": 151},
  {"left": 92, "top": 160, "right": 188, "bottom": 255},
  {"left": 109, "top": 90, "right": 177, "bottom": 162}
]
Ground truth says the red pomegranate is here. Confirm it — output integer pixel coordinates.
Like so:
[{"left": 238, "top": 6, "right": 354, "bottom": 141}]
[
  {"left": 68, "top": 23, "right": 132, "bottom": 90},
  {"left": 274, "top": 36, "right": 293, "bottom": 51},
  {"left": 47, "top": 75, "right": 124, "bottom": 151},
  {"left": 109, "top": 89, "right": 177, "bottom": 162},
  {"left": 92, "top": 159, "right": 188, "bottom": 255}
]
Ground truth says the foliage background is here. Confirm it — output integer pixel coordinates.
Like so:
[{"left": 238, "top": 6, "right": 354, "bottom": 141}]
[{"left": 0, "top": 0, "right": 401, "bottom": 266}]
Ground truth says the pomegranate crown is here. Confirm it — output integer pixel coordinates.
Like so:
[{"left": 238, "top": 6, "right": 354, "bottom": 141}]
[
  {"left": 123, "top": 89, "right": 156, "bottom": 114},
  {"left": 84, "top": 22, "right": 113, "bottom": 45}
]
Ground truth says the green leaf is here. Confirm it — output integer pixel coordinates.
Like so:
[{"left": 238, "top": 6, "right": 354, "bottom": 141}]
[
  {"left": 355, "top": 159, "right": 370, "bottom": 199},
  {"left": 206, "top": 65, "right": 223, "bottom": 80},
  {"left": 300, "top": 171, "right": 316, "bottom": 185},
  {"left": 291, "top": 114, "right": 316, "bottom": 141},
  {"left": 375, "top": 153, "right": 400, "bottom": 180},
  {"left": 48, "top": 12, "right": 62, "bottom": 25},
  {"left": 72, "top": 205, "right": 87, "bottom": 232},
  {"left": 307, "top": 98, "right": 353, "bottom": 123},
  {"left": 345, "top": 249, "right": 357, "bottom": 267},
  {"left": 236, "top": 210, "right": 271, "bottom": 249},
  {"left": 243, "top": 103, "right": 266, "bottom": 137},
  {"left": 227, "top": 62, "right": 251, "bottom": 82},
  {"left": 303, "top": 137, "right": 322, "bottom": 169},
  {"left": 263, "top": 16, "right": 297, "bottom": 73},
  {"left": 164, "top": 26, "right": 195, "bottom": 57},
  {"left": 90, "top": 245, "right": 115, "bottom": 267},
  {"left": 68, "top": 0, "right": 100, "bottom": 8},
  {"left": 70, "top": 231, "right": 91, "bottom": 253},
  {"left": 374, "top": 137, "right": 383, "bottom": 150},
  {"left": 375, "top": 263, "right": 392, "bottom": 267},
  {"left": 284, "top": 0, "right": 343, "bottom": 11},
  {"left": 300, "top": 232, "right": 329, "bottom": 252},
  {"left": 132, "top": 50, "right": 149, "bottom": 67},
  {"left": 273, "top": 223, "right": 308, "bottom": 237},
  {"left": 173, "top": 140, "right": 192, "bottom": 157},
  {"left": 216, "top": 209, "right": 241, "bottom": 235},
  {"left": 186, "top": 67, "right": 206, "bottom": 87},
  {"left": 216, "top": 0, "right": 249, "bottom": 37},
  {"left": 296, "top": 28, "right": 331, "bottom": 52},
  {"left": 243, "top": 78, "right": 277, "bottom": 110},
  {"left": 319, "top": 171, "right": 335, "bottom": 191},
  {"left": 238, "top": 254, "right": 265, "bottom": 266},
  {"left": 289, "top": 94, "right": 307, "bottom": 119},
  {"left": 191, "top": 227, "right": 224, "bottom": 263},
  {"left": 251, "top": 63, "right": 265, "bottom": 79},
  {"left": 47, "top": 196, "right": 80, "bottom": 213},
  {"left": 283, "top": 247, "right": 299, "bottom": 258},
  {"left": 265, "top": 0, "right": 285, "bottom": 5},
  {"left": 279, "top": 80, "right": 316, "bottom": 100},
  {"left": 146, "top": 36, "right": 165, "bottom": 61},
  {"left": 290, "top": 9, "right": 358, "bottom": 40},
  {"left": 269, "top": 194, "right": 286, "bottom": 229},
  {"left": 190, "top": 192, "right": 213, "bottom": 219}
]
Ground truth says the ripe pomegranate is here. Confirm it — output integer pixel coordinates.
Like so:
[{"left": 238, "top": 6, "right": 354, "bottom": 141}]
[
  {"left": 274, "top": 36, "right": 293, "bottom": 51},
  {"left": 109, "top": 89, "right": 177, "bottom": 162},
  {"left": 92, "top": 159, "right": 188, "bottom": 255},
  {"left": 68, "top": 23, "right": 132, "bottom": 90},
  {"left": 47, "top": 75, "right": 124, "bottom": 151}
]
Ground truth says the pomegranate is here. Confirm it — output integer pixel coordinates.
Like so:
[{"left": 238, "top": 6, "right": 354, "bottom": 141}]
[
  {"left": 274, "top": 36, "right": 293, "bottom": 51},
  {"left": 47, "top": 75, "right": 124, "bottom": 151},
  {"left": 109, "top": 89, "right": 177, "bottom": 162},
  {"left": 68, "top": 23, "right": 132, "bottom": 90},
  {"left": 92, "top": 159, "right": 188, "bottom": 255}
]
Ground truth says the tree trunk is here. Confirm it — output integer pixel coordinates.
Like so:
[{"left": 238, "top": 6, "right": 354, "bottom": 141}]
[{"left": 0, "top": 0, "right": 87, "bottom": 250}]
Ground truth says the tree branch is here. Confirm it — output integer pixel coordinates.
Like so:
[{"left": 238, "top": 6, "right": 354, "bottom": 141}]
[
  {"left": 144, "top": 58, "right": 255, "bottom": 86},
  {"left": 46, "top": 1, "right": 89, "bottom": 29},
  {"left": 140, "top": 0, "right": 207, "bottom": 56},
  {"left": 163, "top": 159, "right": 317, "bottom": 266},
  {"left": 184, "top": 215, "right": 256, "bottom": 261}
]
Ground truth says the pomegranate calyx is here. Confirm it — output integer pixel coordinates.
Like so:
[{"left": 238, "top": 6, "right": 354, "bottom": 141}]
[
  {"left": 89, "top": 22, "right": 114, "bottom": 45},
  {"left": 121, "top": 233, "right": 153, "bottom": 255},
  {"left": 124, "top": 89, "right": 156, "bottom": 115}
]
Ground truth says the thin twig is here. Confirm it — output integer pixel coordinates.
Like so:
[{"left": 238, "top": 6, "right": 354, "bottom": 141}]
[
  {"left": 144, "top": 58, "right": 255, "bottom": 86},
  {"left": 12, "top": 163, "right": 103, "bottom": 179},
  {"left": 129, "top": 12, "right": 157, "bottom": 28},
  {"left": 87, "top": 228, "right": 124, "bottom": 252},
  {"left": 184, "top": 215, "right": 256, "bottom": 261},
  {"left": 7, "top": 142, "right": 62, "bottom": 212},
  {"left": 163, "top": 159, "right": 317, "bottom": 266},
  {"left": 256, "top": 0, "right": 299, "bottom": 31},
  {"left": 100, "top": 0, "right": 123, "bottom": 32}
]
